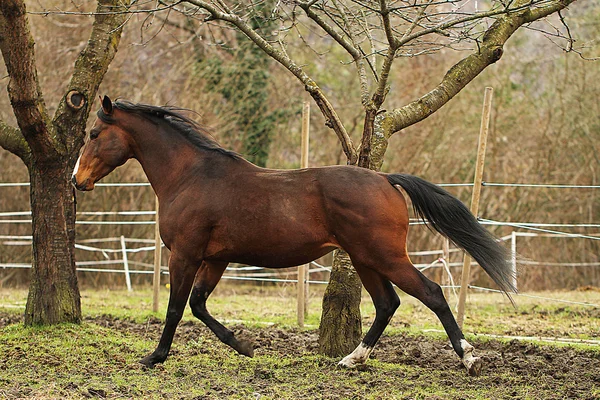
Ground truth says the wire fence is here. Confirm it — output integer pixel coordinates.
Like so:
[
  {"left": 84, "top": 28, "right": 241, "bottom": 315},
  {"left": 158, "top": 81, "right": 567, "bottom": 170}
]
[{"left": 1, "top": 180, "right": 599, "bottom": 309}]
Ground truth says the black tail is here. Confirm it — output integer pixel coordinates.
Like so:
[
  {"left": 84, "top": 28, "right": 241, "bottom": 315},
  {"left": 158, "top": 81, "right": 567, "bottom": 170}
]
[{"left": 387, "top": 173, "right": 516, "bottom": 297}]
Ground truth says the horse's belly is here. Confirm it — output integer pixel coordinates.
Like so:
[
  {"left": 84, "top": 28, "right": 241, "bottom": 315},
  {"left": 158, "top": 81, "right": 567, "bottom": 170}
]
[{"left": 204, "top": 237, "right": 338, "bottom": 268}]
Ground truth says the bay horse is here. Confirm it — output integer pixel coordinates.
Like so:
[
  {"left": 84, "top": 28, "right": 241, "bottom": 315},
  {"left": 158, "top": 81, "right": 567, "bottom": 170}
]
[{"left": 73, "top": 96, "right": 515, "bottom": 375}]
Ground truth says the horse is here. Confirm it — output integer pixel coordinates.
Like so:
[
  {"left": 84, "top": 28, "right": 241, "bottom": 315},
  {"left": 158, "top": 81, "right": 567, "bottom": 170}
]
[{"left": 72, "top": 96, "right": 515, "bottom": 376}]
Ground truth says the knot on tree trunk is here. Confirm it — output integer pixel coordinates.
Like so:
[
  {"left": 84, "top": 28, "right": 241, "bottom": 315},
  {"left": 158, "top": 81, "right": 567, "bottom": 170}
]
[
  {"left": 66, "top": 90, "right": 86, "bottom": 111},
  {"left": 490, "top": 46, "right": 504, "bottom": 63},
  {"left": 304, "top": 82, "right": 319, "bottom": 94}
]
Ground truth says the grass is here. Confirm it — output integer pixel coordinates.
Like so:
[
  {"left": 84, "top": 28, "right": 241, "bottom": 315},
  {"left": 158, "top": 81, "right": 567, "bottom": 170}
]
[
  {"left": 1, "top": 284, "right": 599, "bottom": 399},
  {"left": 2, "top": 284, "right": 599, "bottom": 343},
  {"left": 3, "top": 284, "right": 599, "bottom": 337}
]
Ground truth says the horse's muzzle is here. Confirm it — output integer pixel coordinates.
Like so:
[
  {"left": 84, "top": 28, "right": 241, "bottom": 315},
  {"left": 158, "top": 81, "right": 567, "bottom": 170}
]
[{"left": 71, "top": 175, "right": 93, "bottom": 191}]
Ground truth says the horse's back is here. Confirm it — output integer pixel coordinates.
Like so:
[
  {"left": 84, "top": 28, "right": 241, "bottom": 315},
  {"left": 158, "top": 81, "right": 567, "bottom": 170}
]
[{"left": 245, "top": 164, "right": 407, "bottom": 229}]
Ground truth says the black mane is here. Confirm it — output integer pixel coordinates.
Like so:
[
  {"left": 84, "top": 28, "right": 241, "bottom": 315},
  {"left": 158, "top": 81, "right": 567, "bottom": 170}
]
[{"left": 98, "top": 101, "right": 240, "bottom": 159}]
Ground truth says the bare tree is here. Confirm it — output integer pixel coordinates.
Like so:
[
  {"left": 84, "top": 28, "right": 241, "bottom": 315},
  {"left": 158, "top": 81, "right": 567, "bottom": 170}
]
[
  {"left": 151, "top": 0, "right": 580, "bottom": 356},
  {"left": 0, "top": 0, "right": 128, "bottom": 325}
]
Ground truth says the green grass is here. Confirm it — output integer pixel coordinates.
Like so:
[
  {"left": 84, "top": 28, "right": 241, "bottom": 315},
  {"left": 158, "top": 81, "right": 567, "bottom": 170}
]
[
  {"left": 2, "top": 284, "right": 599, "bottom": 340},
  {"left": 1, "top": 285, "right": 599, "bottom": 399},
  {"left": 2, "top": 319, "right": 598, "bottom": 399}
]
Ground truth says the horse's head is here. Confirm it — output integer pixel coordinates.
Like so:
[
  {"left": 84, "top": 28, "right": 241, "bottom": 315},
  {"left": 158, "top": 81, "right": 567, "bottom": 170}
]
[{"left": 72, "top": 95, "right": 134, "bottom": 191}]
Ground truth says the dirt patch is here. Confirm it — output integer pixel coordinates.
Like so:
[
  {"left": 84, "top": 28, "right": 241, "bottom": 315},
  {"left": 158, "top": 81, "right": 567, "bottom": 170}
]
[
  {"left": 83, "top": 314, "right": 322, "bottom": 357},
  {"left": 86, "top": 314, "right": 600, "bottom": 395},
  {"left": 3, "top": 313, "right": 599, "bottom": 399},
  {"left": 374, "top": 333, "right": 600, "bottom": 395},
  {"left": 0, "top": 313, "right": 21, "bottom": 328}
]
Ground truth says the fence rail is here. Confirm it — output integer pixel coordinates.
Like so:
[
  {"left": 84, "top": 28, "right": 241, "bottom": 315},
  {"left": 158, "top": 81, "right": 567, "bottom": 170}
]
[{"left": 1, "top": 180, "right": 599, "bottom": 319}]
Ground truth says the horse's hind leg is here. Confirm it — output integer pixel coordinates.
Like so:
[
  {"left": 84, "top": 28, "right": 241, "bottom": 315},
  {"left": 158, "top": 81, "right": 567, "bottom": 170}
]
[
  {"left": 338, "top": 265, "right": 400, "bottom": 368},
  {"left": 140, "top": 253, "right": 199, "bottom": 368},
  {"left": 189, "top": 261, "right": 254, "bottom": 357},
  {"left": 382, "top": 256, "right": 482, "bottom": 375}
]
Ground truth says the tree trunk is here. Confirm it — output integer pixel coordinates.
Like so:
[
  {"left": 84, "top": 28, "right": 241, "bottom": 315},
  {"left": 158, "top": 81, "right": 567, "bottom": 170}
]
[
  {"left": 318, "top": 249, "right": 362, "bottom": 356},
  {"left": 24, "top": 160, "right": 80, "bottom": 325},
  {"left": 318, "top": 114, "right": 392, "bottom": 357},
  {"left": 0, "top": 0, "right": 125, "bottom": 325}
]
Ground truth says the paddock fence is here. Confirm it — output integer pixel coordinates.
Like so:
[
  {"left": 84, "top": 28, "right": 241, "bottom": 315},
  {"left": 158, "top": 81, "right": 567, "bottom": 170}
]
[{"left": 1, "top": 180, "right": 598, "bottom": 312}]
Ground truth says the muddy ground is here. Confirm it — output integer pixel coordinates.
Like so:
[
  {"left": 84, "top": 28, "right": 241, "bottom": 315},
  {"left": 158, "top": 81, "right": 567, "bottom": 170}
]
[
  {"left": 2, "top": 313, "right": 599, "bottom": 399},
  {"left": 98, "top": 315, "right": 600, "bottom": 399}
]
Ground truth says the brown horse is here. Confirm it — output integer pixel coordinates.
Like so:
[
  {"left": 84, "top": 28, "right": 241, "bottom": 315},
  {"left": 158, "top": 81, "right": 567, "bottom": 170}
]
[{"left": 73, "top": 96, "right": 515, "bottom": 375}]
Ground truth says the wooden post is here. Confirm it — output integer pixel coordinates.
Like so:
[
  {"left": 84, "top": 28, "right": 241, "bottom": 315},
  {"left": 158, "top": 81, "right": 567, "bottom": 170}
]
[
  {"left": 434, "top": 240, "right": 444, "bottom": 286},
  {"left": 152, "top": 195, "right": 162, "bottom": 312},
  {"left": 456, "top": 87, "right": 493, "bottom": 328},
  {"left": 442, "top": 238, "right": 450, "bottom": 300},
  {"left": 120, "top": 235, "right": 132, "bottom": 292},
  {"left": 511, "top": 231, "right": 518, "bottom": 292},
  {"left": 298, "top": 101, "right": 310, "bottom": 327}
]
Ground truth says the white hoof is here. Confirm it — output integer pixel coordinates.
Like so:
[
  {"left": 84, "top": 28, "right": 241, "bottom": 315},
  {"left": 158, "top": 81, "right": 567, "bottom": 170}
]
[
  {"left": 337, "top": 343, "right": 372, "bottom": 369},
  {"left": 460, "top": 339, "right": 482, "bottom": 376},
  {"left": 338, "top": 355, "right": 361, "bottom": 369},
  {"left": 464, "top": 355, "right": 482, "bottom": 376}
]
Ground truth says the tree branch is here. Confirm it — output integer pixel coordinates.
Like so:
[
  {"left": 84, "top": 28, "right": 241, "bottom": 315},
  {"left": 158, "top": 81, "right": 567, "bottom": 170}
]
[
  {"left": 300, "top": 2, "right": 360, "bottom": 60},
  {"left": 385, "top": 0, "right": 577, "bottom": 136},
  {"left": 0, "top": 0, "right": 58, "bottom": 158},
  {"left": 372, "top": 0, "right": 406, "bottom": 108},
  {"left": 357, "top": 0, "right": 397, "bottom": 168},
  {"left": 299, "top": 2, "right": 372, "bottom": 107},
  {"left": 396, "top": 0, "right": 560, "bottom": 48},
  {"left": 183, "top": 0, "right": 358, "bottom": 163},
  {"left": 52, "top": 0, "right": 129, "bottom": 155},
  {"left": 0, "top": 119, "right": 31, "bottom": 164}
]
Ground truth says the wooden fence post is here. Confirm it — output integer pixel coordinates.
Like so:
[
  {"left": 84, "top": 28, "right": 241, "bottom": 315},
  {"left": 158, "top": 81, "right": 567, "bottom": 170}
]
[
  {"left": 298, "top": 101, "right": 310, "bottom": 327},
  {"left": 153, "top": 195, "right": 161, "bottom": 312},
  {"left": 456, "top": 87, "right": 493, "bottom": 328},
  {"left": 442, "top": 237, "right": 450, "bottom": 300},
  {"left": 511, "top": 231, "right": 518, "bottom": 292},
  {"left": 120, "top": 235, "right": 132, "bottom": 292}
]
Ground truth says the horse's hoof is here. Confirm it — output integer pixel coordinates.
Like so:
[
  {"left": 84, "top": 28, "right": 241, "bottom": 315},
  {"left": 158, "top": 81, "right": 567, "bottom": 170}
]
[
  {"left": 140, "top": 358, "right": 156, "bottom": 369},
  {"left": 140, "top": 354, "right": 163, "bottom": 369},
  {"left": 236, "top": 340, "right": 254, "bottom": 358},
  {"left": 465, "top": 356, "right": 483, "bottom": 376},
  {"left": 337, "top": 343, "right": 372, "bottom": 369},
  {"left": 337, "top": 357, "right": 361, "bottom": 369}
]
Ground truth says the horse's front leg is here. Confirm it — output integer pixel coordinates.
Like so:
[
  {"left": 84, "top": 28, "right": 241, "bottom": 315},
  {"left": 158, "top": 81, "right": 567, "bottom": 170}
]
[
  {"left": 189, "top": 261, "right": 254, "bottom": 357},
  {"left": 140, "top": 253, "right": 200, "bottom": 368}
]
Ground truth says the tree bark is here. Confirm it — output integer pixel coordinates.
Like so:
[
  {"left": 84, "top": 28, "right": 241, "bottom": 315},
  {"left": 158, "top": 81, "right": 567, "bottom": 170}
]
[
  {"left": 25, "top": 161, "right": 80, "bottom": 325},
  {"left": 318, "top": 249, "right": 363, "bottom": 356},
  {"left": 0, "top": 0, "right": 127, "bottom": 325},
  {"left": 0, "top": 0, "right": 57, "bottom": 157}
]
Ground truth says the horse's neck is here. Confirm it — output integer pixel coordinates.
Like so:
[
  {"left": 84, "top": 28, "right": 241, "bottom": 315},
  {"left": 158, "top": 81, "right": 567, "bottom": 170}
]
[{"left": 129, "top": 123, "right": 245, "bottom": 201}]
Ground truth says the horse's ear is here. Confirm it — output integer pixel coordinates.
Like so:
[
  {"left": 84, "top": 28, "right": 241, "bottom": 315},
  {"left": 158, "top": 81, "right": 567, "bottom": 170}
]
[{"left": 101, "top": 95, "right": 113, "bottom": 115}]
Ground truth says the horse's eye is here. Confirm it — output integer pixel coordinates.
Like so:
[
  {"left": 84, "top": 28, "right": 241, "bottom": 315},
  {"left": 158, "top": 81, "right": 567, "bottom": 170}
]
[{"left": 90, "top": 130, "right": 100, "bottom": 140}]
